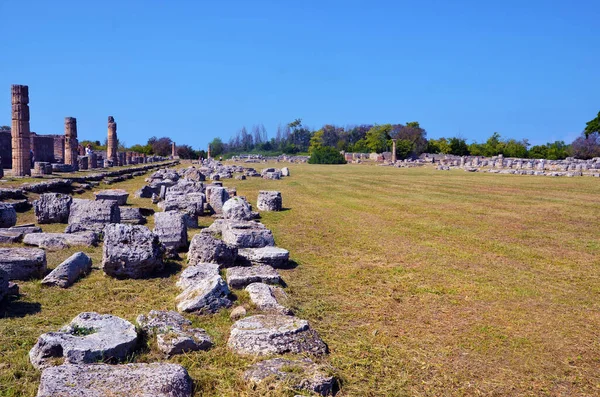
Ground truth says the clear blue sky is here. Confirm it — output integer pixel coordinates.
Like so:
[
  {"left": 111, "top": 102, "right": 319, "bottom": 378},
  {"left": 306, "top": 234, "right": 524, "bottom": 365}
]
[{"left": 1, "top": 0, "right": 598, "bottom": 148}]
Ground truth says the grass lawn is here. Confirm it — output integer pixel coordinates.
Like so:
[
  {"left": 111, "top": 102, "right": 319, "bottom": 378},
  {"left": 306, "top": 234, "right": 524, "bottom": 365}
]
[{"left": 1, "top": 163, "right": 599, "bottom": 396}]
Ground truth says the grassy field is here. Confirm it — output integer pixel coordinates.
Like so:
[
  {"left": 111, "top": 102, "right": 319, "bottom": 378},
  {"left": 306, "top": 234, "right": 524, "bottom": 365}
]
[{"left": 1, "top": 163, "right": 600, "bottom": 396}]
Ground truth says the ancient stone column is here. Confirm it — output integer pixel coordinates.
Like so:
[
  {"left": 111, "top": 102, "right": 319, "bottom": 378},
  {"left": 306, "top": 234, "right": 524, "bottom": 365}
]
[
  {"left": 126, "top": 151, "right": 132, "bottom": 165},
  {"left": 11, "top": 85, "right": 31, "bottom": 176},
  {"left": 107, "top": 116, "right": 118, "bottom": 165},
  {"left": 207, "top": 144, "right": 211, "bottom": 159},
  {"left": 391, "top": 139, "right": 397, "bottom": 163},
  {"left": 64, "top": 117, "right": 79, "bottom": 171},
  {"left": 171, "top": 142, "right": 176, "bottom": 157}
]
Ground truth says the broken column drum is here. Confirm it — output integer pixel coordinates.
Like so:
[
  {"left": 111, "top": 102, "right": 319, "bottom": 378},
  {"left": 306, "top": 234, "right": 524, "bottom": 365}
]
[
  {"left": 11, "top": 85, "right": 31, "bottom": 176},
  {"left": 64, "top": 117, "right": 79, "bottom": 171}
]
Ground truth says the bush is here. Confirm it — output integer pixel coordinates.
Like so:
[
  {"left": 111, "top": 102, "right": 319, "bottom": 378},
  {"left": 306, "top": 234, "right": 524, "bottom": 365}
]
[{"left": 308, "top": 147, "right": 347, "bottom": 164}]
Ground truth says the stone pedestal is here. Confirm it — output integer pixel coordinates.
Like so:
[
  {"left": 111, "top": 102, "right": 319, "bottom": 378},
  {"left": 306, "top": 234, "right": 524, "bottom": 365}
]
[
  {"left": 89, "top": 153, "right": 98, "bottom": 168},
  {"left": 11, "top": 85, "right": 31, "bottom": 176},
  {"left": 78, "top": 156, "right": 89, "bottom": 170}
]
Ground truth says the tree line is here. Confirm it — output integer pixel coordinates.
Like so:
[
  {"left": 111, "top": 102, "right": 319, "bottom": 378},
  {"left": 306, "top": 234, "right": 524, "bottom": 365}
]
[
  {"left": 15, "top": 111, "right": 599, "bottom": 161},
  {"left": 206, "top": 112, "right": 600, "bottom": 160}
]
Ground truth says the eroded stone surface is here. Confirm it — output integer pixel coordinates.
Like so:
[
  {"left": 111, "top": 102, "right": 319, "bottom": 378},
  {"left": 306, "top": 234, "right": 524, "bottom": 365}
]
[
  {"left": 66, "top": 199, "right": 120, "bottom": 233},
  {"left": 102, "top": 224, "right": 164, "bottom": 279},
  {"left": 221, "top": 221, "right": 275, "bottom": 248},
  {"left": 33, "top": 193, "right": 72, "bottom": 224},
  {"left": 41, "top": 252, "right": 92, "bottom": 288},
  {"left": 228, "top": 314, "right": 328, "bottom": 356},
  {"left": 176, "top": 275, "right": 232, "bottom": 314},
  {"left": 176, "top": 263, "right": 220, "bottom": 290},
  {"left": 222, "top": 197, "right": 258, "bottom": 221},
  {"left": 0, "top": 203, "right": 17, "bottom": 228},
  {"left": 226, "top": 265, "right": 282, "bottom": 289},
  {"left": 237, "top": 246, "right": 290, "bottom": 268},
  {"left": 36, "top": 363, "right": 193, "bottom": 397},
  {"left": 0, "top": 247, "right": 47, "bottom": 280},
  {"left": 187, "top": 233, "right": 237, "bottom": 267},
  {"left": 257, "top": 190, "right": 282, "bottom": 211},
  {"left": 137, "top": 310, "right": 212, "bottom": 356},
  {"left": 246, "top": 282, "right": 291, "bottom": 315},
  {"left": 94, "top": 189, "right": 129, "bottom": 205},
  {"left": 153, "top": 211, "right": 187, "bottom": 254},
  {"left": 29, "top": 312, "right": 138, "bottom": 370},
  {"left": 23, "top": 231, "right": 98, "bottom": 251},
  {"left": 244, "top": 358, "right": 335, "bottom": 396},
  {"left": 207, "top": 186, "right": 229, "bottom": 214},
  {"left": 119, "top": 207, "right": 146, "bottom": 224}
]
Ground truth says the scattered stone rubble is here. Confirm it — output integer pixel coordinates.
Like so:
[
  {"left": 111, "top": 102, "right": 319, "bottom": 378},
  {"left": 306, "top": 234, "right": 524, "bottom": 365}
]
[
  {"left": 425, "top": 154, "right": 600, "bottom": 177},
  {"left": 137, "top": 310, "right": 213, "bottom": 356},
  {"left": 41, "top": 252, "right": 92, "bottom": 288},
  {"left": 36, "top": 363, "right": 193, "bottom": 397},
  {"left": 29, "top": 312, "right": 138, "bottom": 370},
  {"left": 102, "top": 223, "right": 165, "bottom": 279},
  {"left": 2, "top": 159, "right": 336, "bottom": 395},
  {"left": 0, "top": 247, "right": 46, "bottom": 280}
]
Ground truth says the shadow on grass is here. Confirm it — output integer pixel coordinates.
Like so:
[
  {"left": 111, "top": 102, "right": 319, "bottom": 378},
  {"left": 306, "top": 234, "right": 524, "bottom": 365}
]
[
  {"left": 0, "top": 299, "right": 42, "bottom": 318},
  {"left": 154, "top": 260, "right": 183, "bottom": 278},
  {"left": 279, "top": 259, "right": 299, "bottom": 270}
]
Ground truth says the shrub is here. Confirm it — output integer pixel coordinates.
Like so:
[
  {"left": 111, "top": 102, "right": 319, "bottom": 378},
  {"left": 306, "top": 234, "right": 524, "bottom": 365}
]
[{"left": 308, "top": 146, "right": 347, "bottom": 164}]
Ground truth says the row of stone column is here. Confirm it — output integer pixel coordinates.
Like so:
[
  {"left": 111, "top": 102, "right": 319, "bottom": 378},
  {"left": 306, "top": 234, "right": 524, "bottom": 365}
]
[{"left": 9, "top": 84, "right": 128, "bottom": 176}]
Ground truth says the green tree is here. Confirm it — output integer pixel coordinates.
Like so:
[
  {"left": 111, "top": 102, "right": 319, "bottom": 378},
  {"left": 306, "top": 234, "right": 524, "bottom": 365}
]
[
  {"left": 503, "top": 139, "right": 528, "bottom": 158},
  {"left": 308, "top": 129, "right": 324, "bottom": 154},
  {"left": 528, "top": 144, "right": 547, "bottom": 159},
  {"left": 365, "top": 124, "right": 392, "bottom": 153},
  {"left": 468, "top": 142, "right": 485, "bottom": 156},
  {"left": 129, "top": 143, "right": 153, "bottom": 154},
  {"left": 584, "top": 111, "right": 600, "bottom": 138},
  {"left": 483, "top": 132, "right": 504, "bottom": 156},
  {"left": 546, "top": 141, "right": 570, "bottom": 160},
  {"left": 308, "top": 146, "right": 346, "bottom": 164},
  {"left": 209, "top": 137, "right": 224, "bottom": 156},
  {"left": 395, "top": 139, "right": 414, "bottom": 159},
  {"left": 448, "top": 137, "right": 469, "bottom": 155},
  {"left": 350, "top": 138, "right": 369, "bottom": 153}
]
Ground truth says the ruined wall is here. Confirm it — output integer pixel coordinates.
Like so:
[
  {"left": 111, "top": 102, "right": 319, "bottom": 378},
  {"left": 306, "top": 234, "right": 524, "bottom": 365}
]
[
  {"left": 30, "top": 133, "right": 56, "bottom": 163},
  {"left": 0, "top": 131, "right": 11, "bottom": 168},
  {"left": 0, "top": 130, "right": 64, "bottom": 167},
  {"left": 52, "top": 135, "right": 65, "bottom": 163}
]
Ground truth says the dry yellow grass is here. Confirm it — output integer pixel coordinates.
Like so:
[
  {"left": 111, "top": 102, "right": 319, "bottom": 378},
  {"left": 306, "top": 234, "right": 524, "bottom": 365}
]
[{"left": 1, "top": 163, "right": 599, "bottom": 396}]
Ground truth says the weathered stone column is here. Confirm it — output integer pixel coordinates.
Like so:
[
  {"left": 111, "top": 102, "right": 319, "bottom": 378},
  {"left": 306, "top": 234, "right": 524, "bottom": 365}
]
[
  {"left": 64, "top": 117, "right": 79, "bottom": 171},
  {"left": 11, "top": 85, "right": 31, "bottom": 176},
  {"left": 106, "top": 116, "right": 118, "bottom": 165},
  {"left": 207, "top": 144, "right": 211, "bottom": 159},
  {"left": 171, "top": 142, "right": 176, "bottom": 157},
  {"left": 391, "top": 139, "right": 397, "bottom": 163}
]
